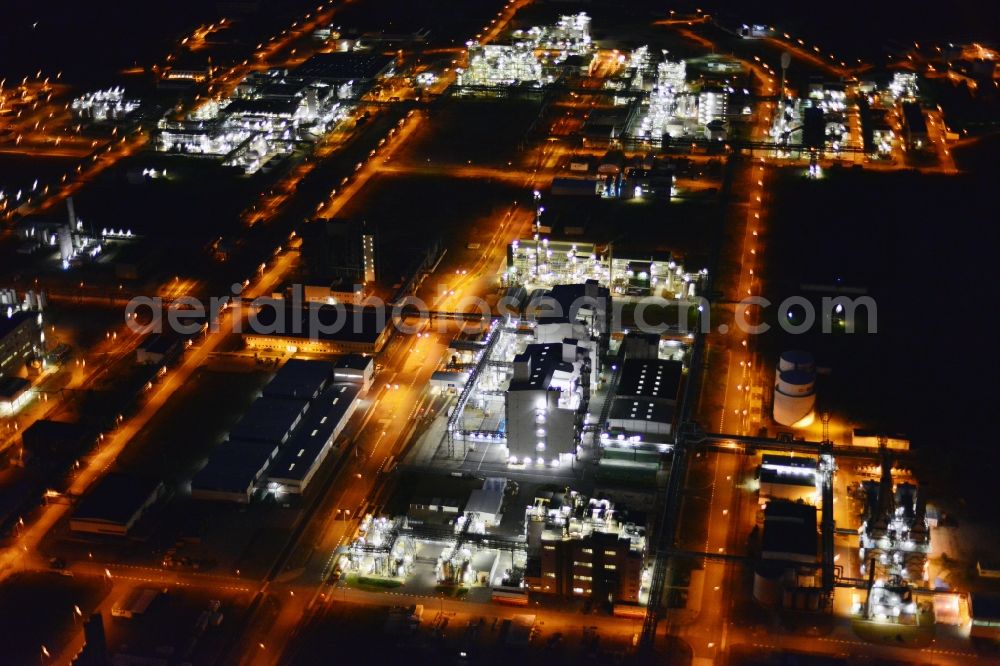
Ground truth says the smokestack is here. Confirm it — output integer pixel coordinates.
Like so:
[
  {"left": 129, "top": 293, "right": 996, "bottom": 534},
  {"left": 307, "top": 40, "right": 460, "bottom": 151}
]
[{"left": 67, "top": 197, "right": 77, "bottom": 228}]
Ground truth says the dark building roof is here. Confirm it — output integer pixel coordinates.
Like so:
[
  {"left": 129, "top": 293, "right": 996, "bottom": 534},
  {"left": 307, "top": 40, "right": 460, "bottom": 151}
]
[
  {"left": 902, "top": 102, "right": 927, "bottom": 135},
  {"left": 0, "top": 375, "right": 30, "bottom": 400},
  {"left": 229, "top": 396, "right": 309, "bottom": 444},
  {"left": 252, "top": 303, "right": 390, "bottom": 346},
  {"left": 224, "top": 97, "right": 301, "bottom": 116},
  {"left": 509, "top": 343, "right": 573, "bottom": 391},
  {"left": 269, "top": 383, "right": 359, "bottom": 483},
  {"left": 21, "top": 419, "right": 95, "bottom": 458},
  {"left": 263, "top": 359, "right": 333, "bottom": 400},
  {"left": 192, "top": 440, "right": 277, "bottom": 495},
  {"left": 335, "top": 354, "right": 373, "bottom": 372},
  {"left": 972, "top": 594, "right": 1000, "bottom": 620},
  {"left": 293, "top": 52, "right": 395, "bottom": 81},
  {"left": 72, "top": 473, "right": 163, "bottom": 527},
  {"left": 532, "top": 281, "right": 610, "bottom": 325},
  {"left": 0, "top": 311, "right": 35, "bottom": 339},
  {"left": 138, "top": 332, "right": 181, "bottom": 356},
  {"left": 761, "top": 501, "right": 818, "bottom": 560},
  {"left": 617, "top": 359, "right": 683, "bottom": 402}
]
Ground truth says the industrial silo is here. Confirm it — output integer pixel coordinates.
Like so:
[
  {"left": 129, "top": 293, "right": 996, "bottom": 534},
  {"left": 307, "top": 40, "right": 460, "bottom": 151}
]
[{"left": 773, "top": 353, "right": 817, "bottom": 427}]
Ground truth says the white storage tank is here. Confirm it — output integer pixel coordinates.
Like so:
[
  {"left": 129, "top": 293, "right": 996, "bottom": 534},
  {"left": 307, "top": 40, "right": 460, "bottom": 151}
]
[
  {"left": 774, "top": 389, "right": 816, "bottom": 427},
  {"left": 778, "top": 349, "right": 815, "bottom": 374},
  {"left": 753, "top": 562, "right": 788, "bottom": 606},
  {"left": 773, "top": 351, "right": 817, "bottom": 427},
  {"left": 776, "top": 369, "right": 815, "bottom": 396}
]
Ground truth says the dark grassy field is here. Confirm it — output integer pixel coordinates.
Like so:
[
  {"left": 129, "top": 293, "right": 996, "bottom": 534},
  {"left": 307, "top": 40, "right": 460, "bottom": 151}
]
[{"left": 759, "top": 165, "right": 993, "bottom": 515}]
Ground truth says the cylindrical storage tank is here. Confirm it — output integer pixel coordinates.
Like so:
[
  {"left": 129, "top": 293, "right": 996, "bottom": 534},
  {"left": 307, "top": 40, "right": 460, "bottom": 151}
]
[
  {"left": 778, "top": 350, "right": 815, "bottom": 374},
  {"left": 753, "top": 562, "right": 785, "bottom": 606},
  {"left": 776, "top": 370, "right": 815, "bottom": 396},
  {"left": 774, "top": 378, "right": 816, "bottom": 426}
]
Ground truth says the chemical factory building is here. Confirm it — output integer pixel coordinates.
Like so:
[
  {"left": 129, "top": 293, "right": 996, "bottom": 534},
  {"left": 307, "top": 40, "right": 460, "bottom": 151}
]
[
  {"left": 229, "top": 396, "right": 310, "bottom": 445},
  {"left": 268, "top": 383, "right": 360, "bottom": 494},
  {"left": 505, "top": 341, "right": 588, "bottom": 463},
  {"left": 70, "top": 473, "right": 165, "bottom": 536},
  {"left": 523, "top": 491, "right": 646, "bottom": 603},
  {"left": 263, "top": 359, "right": 334, "bottom": 401}
]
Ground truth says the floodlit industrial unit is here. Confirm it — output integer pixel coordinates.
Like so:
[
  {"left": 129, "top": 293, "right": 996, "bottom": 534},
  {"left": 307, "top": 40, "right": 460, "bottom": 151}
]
[
  {"left": 758, "top": 454, "right": 818, "bottom": 504},
  {"left": 155, "top": 64, "right": 356, "bottom": 173},
  {"left": 523, "top": 490, "right": 646, "bottom": 604},
  {"left": 629, "top": 53, "right": 732, "bottom": 141},
  {"left": 457, "top": 13, "right": 593, "bottom": 90},
  {"left": 458, "top": 43, "right": 548, "bottom": 88},
  {"left": 71, "top": 88, "right": 140, "bottom": 122},
  {"left": 505, "top": 341, "right": 590, "bottom": 465},
  {"left": 333, "top": 354, "right": 374, "bottom": 393},
  {"left": 857, "top": 461, "right": 930, "bottom": 623},
  {"left": 0, "top": 376, "right": 32, "bottom": 416},
  {"left": 603, "top": 357, "right": 683, "bottom": 448},
  {"left": 506, "top": 236, "right": 701, "bottom": 300}
]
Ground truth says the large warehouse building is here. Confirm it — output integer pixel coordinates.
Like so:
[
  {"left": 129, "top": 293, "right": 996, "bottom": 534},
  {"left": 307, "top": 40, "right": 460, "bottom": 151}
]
[
  {"left": 192, "top": 359, "right": 362, "bottom": 502},
  {"left": 70, "top": 473, "right": 166, "bottom": 536}
]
